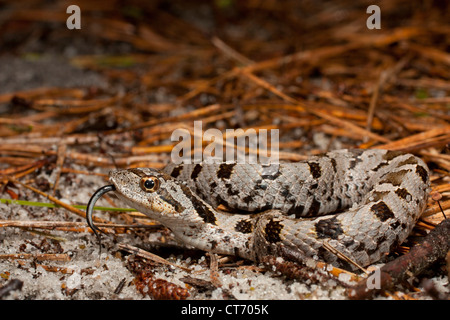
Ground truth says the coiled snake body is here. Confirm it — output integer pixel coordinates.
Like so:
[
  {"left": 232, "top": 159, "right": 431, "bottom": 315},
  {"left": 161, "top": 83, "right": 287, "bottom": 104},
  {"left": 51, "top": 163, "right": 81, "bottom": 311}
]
[{"left": 86, "top": 149, "right": 430, "bottom": 269}]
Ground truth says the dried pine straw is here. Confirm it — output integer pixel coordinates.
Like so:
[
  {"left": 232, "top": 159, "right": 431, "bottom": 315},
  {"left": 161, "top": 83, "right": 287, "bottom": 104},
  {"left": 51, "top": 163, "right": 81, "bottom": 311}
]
[{"left": 0, "top": 0, "right": 449, "bottom": 300}]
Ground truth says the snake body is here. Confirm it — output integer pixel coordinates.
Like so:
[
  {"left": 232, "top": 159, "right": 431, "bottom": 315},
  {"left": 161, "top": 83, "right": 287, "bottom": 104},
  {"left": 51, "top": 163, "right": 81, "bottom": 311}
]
[{"left": 87, "top": 149, "right": 430, "bottom": 269}]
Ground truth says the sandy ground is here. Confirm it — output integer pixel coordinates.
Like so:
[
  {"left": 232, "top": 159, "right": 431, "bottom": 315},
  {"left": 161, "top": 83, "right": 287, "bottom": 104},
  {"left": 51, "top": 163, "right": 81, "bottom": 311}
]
[
  {"left": 0, "top": 163, "right": 352, "bottom": 300},
  {"left": 1, "top": 141, "right": 448, "bottom": 300},
  {"left": 0, "top": 54, "right": 448, "bottom": 301}
]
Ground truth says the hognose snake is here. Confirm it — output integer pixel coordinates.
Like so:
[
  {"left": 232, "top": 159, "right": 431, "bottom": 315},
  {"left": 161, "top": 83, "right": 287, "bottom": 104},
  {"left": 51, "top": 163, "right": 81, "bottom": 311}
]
[{"left": 86, "top": 149, "right": 430, "bottom": 269}]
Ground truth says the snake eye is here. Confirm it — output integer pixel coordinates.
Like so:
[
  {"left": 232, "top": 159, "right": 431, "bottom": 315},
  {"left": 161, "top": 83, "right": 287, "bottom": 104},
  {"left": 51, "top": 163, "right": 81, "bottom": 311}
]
[{"left": 140, "top": 176, "right": 160, "bottom": 192}]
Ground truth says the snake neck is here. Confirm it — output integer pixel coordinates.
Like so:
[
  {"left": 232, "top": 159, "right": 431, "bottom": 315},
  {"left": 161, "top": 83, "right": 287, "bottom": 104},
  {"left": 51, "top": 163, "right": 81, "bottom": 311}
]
[
  {"left": 113, "top": 180, "right": 257, "bottom": 260},
  {"left": 164, "top": 185, "right": 258, "bottom": 260}
]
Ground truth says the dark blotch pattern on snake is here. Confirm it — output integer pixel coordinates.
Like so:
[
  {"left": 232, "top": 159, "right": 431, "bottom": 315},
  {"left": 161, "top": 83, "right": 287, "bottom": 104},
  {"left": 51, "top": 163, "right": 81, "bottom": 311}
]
[{"left": 88, "top": 149, "right": 430, "bottom": 269}]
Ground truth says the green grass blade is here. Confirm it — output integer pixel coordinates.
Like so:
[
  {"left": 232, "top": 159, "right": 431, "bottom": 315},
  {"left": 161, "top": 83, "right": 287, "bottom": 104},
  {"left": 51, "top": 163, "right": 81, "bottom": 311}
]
[{"left": 0, "top": 198, "right": 137, "bottom": 212}]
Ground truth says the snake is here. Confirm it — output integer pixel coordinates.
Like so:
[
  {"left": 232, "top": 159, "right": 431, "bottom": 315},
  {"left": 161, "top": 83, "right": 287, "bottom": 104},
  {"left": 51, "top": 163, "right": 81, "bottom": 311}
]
[{"left": 86, "top": 149, "right": 430, "bottom": 269}]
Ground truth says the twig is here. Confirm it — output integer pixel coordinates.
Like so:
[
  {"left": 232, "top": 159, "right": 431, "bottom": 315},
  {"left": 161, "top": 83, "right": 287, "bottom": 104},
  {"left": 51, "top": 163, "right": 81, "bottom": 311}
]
[
  {"left": 0, "top": 219, "right": 161, "bottom": 232},
  {"left": 422, "top": 199, "right": 450, "bottom": 217},
  {"left": 322, "top": 241, "right": 368, "bottom": 274},
  {"left": 0, "top": 253, "right": 70, "bottom": 262},
  {"left": 14, "top": 260, "right": 95, "bottom": 275},
  {"left": 240, "top": 70, "right": 391, "bottom": 143},
  {"left": 8, "top": 178, "right": 87, "bottom": 219},
  {"left": 207, "top": 252, "right": 222, "bottom": 288},
  {"left": 348, "top": 218, "right": 450, "bottom": 299},
  {"left": 51, "top": 141, "right": 67, "bottom": 196},
  {"left": 180, "top": 276, "right": 216, "bottom": 292},
  {"left": 6, "top": 178, "right": 112, "bottom": 229},
  {"left": 114, "top": 278, "right": 127, "bottom": 295},
  {"left": 375, "top": 126, "right": 450, "bottom": 151},
  {"left": 211, "top": 36, "right": 254, "bottom": 66},
  {"left": 430, "top": 191, "right": 447, "bottom": 219},
  {"left": 365, "top": 56, "right": 410, "bottom": 141},
  {"left": 0, "top": 159, "right": 48, "bottom": 176},
  {"left": 117, "top": 243, "right": 191, "bottom": 272}
]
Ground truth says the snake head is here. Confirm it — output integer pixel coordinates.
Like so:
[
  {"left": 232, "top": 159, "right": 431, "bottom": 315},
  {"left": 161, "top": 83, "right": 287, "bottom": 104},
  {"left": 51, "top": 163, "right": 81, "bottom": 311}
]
[
  {"left": 108, "top": 168, "right": 193, "bottom": 221},
  {"left": 86, "top": 168, "right": 175, "bottom": 252},
  {"left": 86, "top": 167, "right": 208, "bottom": 241}
]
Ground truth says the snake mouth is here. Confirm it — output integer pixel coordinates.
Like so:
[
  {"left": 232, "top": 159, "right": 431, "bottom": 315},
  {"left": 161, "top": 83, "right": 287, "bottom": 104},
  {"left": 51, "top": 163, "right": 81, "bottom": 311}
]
[{"left": 86, "top": 184, "right": 116, "bottom": 241}]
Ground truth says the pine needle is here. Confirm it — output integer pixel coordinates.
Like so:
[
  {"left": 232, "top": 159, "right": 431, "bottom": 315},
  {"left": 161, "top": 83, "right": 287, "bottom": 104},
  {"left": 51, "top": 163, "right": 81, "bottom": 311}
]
[{"left": 0, "top": 198, "right": 136, "bottom": 212}]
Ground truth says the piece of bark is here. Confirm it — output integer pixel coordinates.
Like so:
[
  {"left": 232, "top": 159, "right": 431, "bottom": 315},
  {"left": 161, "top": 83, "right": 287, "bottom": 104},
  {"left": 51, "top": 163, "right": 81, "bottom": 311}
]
[{"left": 348, "top": 219, "right": 450, "bottom": 299}]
